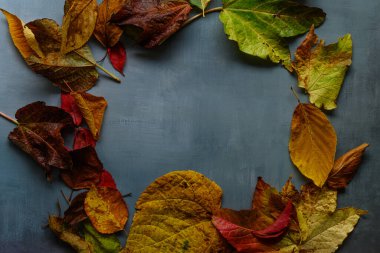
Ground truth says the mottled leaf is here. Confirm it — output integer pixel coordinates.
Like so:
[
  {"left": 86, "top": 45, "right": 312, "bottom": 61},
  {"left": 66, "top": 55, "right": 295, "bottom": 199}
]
[
  {"left": 327, "top": 143, "right": 369, "bottom": 190},
  {"left": 112, "top": 0, "right": 192, "bottom": 48},
  {"left": 61, "top": 0, "right": 98, "bottom": 54},
  {"left": 219, "top": 0, "right": 325, "bottom": 68},
  {"left": 293, "top": 26, "right": 353, "bottom": 110},
  {"left": 61, "top": 92, "right": 83, "bottom": 126},
  {"left": 83, "top": 222, "right": 122, "bottom": 253},
  {"left": 108, "top": 42, "right": 126, "bottom": 75},
  {"left": 84, "top": 186, "right": 128, "bottom": 234},
  {"left": 289, "top": 103, "right": 337, "bottom": 187},
  {"left": 124, "top": 170, "right": 226, "bottom": 253},
  {"left": 8, "top": 102, "right": 73, "bottom": 180},
  {"left": 64, "top": 192, "right": 88, "bottom": 225},
  {"left": 74, "top": 128, "right": 96, "bottom": 150}
]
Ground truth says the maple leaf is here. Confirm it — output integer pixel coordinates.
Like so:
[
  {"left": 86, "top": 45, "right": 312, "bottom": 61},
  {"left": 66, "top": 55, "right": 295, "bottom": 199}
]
[
  {"left": 123, "top": 170, "right": 227, "bottom": 253},
  {"left": 61, "top": 147, "right": 104, "bottom": 190},
  {"left": 111, "top": 0, "right": 192, "bottom": 48},
  {"left": 61, "top": 92, "right": 83, "bottom": 126},
  {"left": 219, "top": 0, "right": 325, "bottom": 68},
  {"left": 64, "top": 191, "right": 89, "bottom": 225},
  {"left": 83, "top": 221, "right": 122, "bottom": 253},
  {"left": 108, "top": 42, "right": 127, "bottom": 75},
  {"left": 293, "top": 26, "right": 353, "bottom": 110},
  {"left": 74, "top": 128, "right": 96, "bottom": 150},
  {"left": 61, "top": 0, "right": 98, "bottom": 54},
  {"left": 8, "top": 102, "right": 73, "bottom": 180},
  {"left": 84, "top": 186, "right": 129, "bottom": 234},
  {"left": 327, "top": 143, "right": 369, "bottom": 190},
  {"left": 289, "top": 103, "right": 337, "bottom": 187}
]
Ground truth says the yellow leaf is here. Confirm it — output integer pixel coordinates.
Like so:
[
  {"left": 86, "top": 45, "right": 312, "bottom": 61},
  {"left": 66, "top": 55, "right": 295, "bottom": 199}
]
[
  {"left": 123, "top": 170, "right": 227, "bottom": 253},
  {"left": 71, "top": 92, "right": 107, "bottom": 140},
  {"left": 289, "top": 103, "right": 337, "bottom": 187}
]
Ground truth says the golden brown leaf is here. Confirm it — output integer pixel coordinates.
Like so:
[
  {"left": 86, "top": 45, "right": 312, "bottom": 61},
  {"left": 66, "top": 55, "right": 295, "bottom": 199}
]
[
  {"left": 289, "top": 103, "right": 337, "bottom": 187},
  {"left": 124, "top": 170, "right": 227, "bottom": 253},
  {"left": 71, "top": 92, "right": 107, "bottom": 140},
  {"left": 327, "top": 143, "right": 369, "bottom": 190},
  {"left": 84, "top": 186, "right": 128, "bottom": 234},
  {"left": 61, "top": 0, "right": 98, "bottom": 54}
]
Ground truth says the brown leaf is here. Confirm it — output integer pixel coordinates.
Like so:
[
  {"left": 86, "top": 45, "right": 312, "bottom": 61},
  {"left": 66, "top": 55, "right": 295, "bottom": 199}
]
[
  {"left": 289, "top": 103, "right": 337, "bottom": 187},
  {"left": 8, "top": 102, "right": 73, "bottom": 180},
  {"left": 61, "top": 147, "right": 103, "bottom": 190},
  {"left": 71, "top": 92, "right": 107, "bottom": 140},
  {"left": 327, "top": 143, "right": 369, "bottom": 190},
  {"left": 94, "top": 0, "right": 127, "bottom": 48},
  {"left": 111, "top": 0, "right": 192, "bottom": 48},
  {"left": 84, "top": 186, "right": 129, "bottom": 234},
  {"left": 64, "top": 192, "right": 88, "bottom": 225},
  {"left": 73, "top": 128, "right": 96, "bottom": 150},
  {"left": 61, "top": 0, "right": 98, "bottom": 54}
]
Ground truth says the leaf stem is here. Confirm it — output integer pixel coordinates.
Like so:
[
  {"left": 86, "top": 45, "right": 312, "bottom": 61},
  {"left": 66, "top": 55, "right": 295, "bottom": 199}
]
[
  {"left": 182, "top": 7, "right": 223, "bottom": 27},
  {"left": 0, "top": 111, "right": 18, "bottom": 125},
  {"left": 290, "top": 87, "right": 301, "bottom": 103}
]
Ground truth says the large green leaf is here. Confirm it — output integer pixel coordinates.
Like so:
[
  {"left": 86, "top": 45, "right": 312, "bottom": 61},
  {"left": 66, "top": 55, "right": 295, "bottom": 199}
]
[{"left": 219, "top": 0, "right": 326, "bottom": 68}]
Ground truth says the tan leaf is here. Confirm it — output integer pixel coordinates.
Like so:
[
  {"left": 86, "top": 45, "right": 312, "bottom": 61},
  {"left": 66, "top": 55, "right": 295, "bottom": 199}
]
[
  {"left": 289, "top": 103, "right": 337, "bottom": 187},
  {"left": 71, "top": 92, "right": 107, "bottom": 140},
  {"left": 124, "top": 170, "right": 227, "bottom": 253},
  {"left": 84, "top": 186, "right": 129, "bottom": 234},
  {"left": 327, "top": 143, "right": 369, "bottom": 190},
  {"left": 61, "top": 0, "right": 98, "bottom": 54}
]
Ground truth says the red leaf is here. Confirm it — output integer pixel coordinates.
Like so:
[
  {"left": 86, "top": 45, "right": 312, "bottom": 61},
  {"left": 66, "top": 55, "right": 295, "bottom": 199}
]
[
  {"left": 73, "top": 128, "right": 96, "bottom": 150},
  {"left": 98, "top": 169, "right": 117, "bottom": 189},
  {"left": 108, "top": 42, "right": 126, "bottom": 75},
  {"left": 61, "top": 92, "right": 82, "bottom": 126}
]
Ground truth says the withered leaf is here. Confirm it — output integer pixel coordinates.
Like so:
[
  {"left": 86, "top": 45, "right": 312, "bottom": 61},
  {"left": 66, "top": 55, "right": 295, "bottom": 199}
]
[
  {"left": 61, "top": 0, "right": 98, "bottom": 54},
  {"left": 8, "top": 102, "right": 73, "bottom": 180},
  {"left": 293, "top": 26, "right": 353, "bottom": 110},
  {"left": 98, "top": 169, "right": 117, "bottom": 189},
  {"left": 327, "top": 143, "right": 369, "bottom": 190},
  {"left": 124, "top": 170, "right": 227, "bottom": 253},
  {"left": 289, "top": 103, "right": 337, "bottom": 187},
  {"left": 64, "top": 192, "right": 88, "bottom": 225},
  {"left": 94, "top": 0, "right": 127, "bottom": 48},
  {"left": 61, "top": 92, "right": 83, "bottom": 126},
  {"left": 74, "top": 128, "right": 96, "bottom": 150},
  {"left": 112, "top": 0, "right": 192, "bottom": 48},
  {"left": 108, "top": 42, "right": 126, "bottom": 75},
  {"left": 61, "top": 147, "right": 103, "bottom": 190},
  {"left": 84, "top": 186, "right": 129, "bottom": 234}
]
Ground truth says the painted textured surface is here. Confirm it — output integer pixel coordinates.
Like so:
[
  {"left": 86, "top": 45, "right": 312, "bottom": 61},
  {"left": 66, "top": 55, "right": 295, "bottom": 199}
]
[{"left": 0, "top": 0, "right": 379, "bottom": 252}]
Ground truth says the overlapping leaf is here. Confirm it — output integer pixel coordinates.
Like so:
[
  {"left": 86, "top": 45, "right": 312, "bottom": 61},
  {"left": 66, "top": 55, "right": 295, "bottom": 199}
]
[
  {"left": 293, "top": 26, "right": 353, "bottom": 110},
  {"left": 64, "top": 192, "right": 89, "bottom": 225},
  {"left": 83, "top": 222, "right": 122, "bottom": 253},
  {"left": 219, "top": 0, "right": 326, "bottom": 68},
  {"left": 74, "top": 128, "right": 96, "bottom": 150},
  {"left": 62, "top": 92, "right": 83, "bottom": 126}
]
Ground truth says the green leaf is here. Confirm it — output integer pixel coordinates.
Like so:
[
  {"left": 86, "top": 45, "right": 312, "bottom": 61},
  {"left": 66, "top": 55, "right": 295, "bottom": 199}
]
[
  {"left": 219, "top": 0, "right": 326, "bottom": 68},
  {"left": 293, "top": 26, "right": 353, "bottom": 110},
  {"left": 190, "top": 0, "right": 211, "bottom": 14},
  {"left": 83, "top": 222, "right": 121, "bottom": 253}
]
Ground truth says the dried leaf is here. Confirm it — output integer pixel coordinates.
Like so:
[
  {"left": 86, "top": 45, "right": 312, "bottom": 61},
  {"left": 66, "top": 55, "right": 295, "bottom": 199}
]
[
  {"left": 64, "top": 192, "right": 88, "bottom": 225},
  {"left": 61, "top": 147, "right": 103, "bottom": 190},
  {"left": 327, "top": 143, "right": 369, "bottom": 190},
  {"left": 94, "top": 0, "right": 127, "bottom": 48},
  {"left": 61, "top": 92, "right": 83, "bottom": 126},
  {"left": 112, "top": 0, "right": 192, "bottom": 48},
  {"left": 98, "top": 170, "right": 117, "bottom": 189},
  {"left": 61, "top": 0, "right": 98, "bottom": 54},
  {"left": 108, "top": 42, "right": 126, "bottom": 75},
  {"left": 220, "top": 0, "right": 325, "bottom": 68},
  {"left": 74, "top": 128, "right": 96, "bottom": 150},
  {"left": 293, "top": 26, "right": 353, "bottom": 110},
  {"left": 84, "top": 186, "right": 129, "bottom": 234},
  {"left": 8, "top": 102, "right": 73, "bottom": 180},
  {"left": 289, "top": 103, "right": 337, "bottom": 187},
  {"left": 71, "top": 92, "right": 107, "bottom": 140},
  {"left": 83, "top": 222, "right": 122, "bottom": 253}
]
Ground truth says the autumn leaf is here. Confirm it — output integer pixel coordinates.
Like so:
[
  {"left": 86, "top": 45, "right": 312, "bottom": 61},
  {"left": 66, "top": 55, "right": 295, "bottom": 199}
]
[
  {"left": 84, "top": 186, "right": 129, "bottom": 234},
  {"left": 293, "top": 26, "right": 353, "bottom": 110},
  {"left": 123, "top": 170, "right": 227, "bottom": 253},
  {"left": 219, "top": 0, "right": 325, "bottom": 68},
  {"left": 289, "top": 103, "right": 337, "bottom": 187},
  {"left": 83, "top": 222, "right": 122, "bottom": 253},
  {"left": 94, "top": 0, "right": 127, "bottom": 48},
  {"left": 8, "top": 102, "right": 73, "bottom": 180},
  {"left": 327, "top": 143, "right": 369, "bottom": 190},
  {"left": 190, "top": 0, "right": 211, "bottom": 14},
  {"left": 108, "top": 42, "right": 127, "bottom": 75},
  {"left": 61, "top": 147, "right": 103, "bottom": 190},
  {"left": 98, "top": 170, "right": 117, "bottom": 189},
  {"left": 112, "top": 0, "right": 192, "bottom": 48},
  {"left": 61, "top": 92, "right": 83, "bottom": 126},
  {"left": 74, "top": 128, "right": 96, "bottom": 150},
  {"left": 64, "top": 192, "right": 89, "bottom": 225},
  {"left": 61, "top": 0, "right": 98, "bottom": 54},
  {"left": 71, "top": 92, "right": 108, "bottom": 140}
]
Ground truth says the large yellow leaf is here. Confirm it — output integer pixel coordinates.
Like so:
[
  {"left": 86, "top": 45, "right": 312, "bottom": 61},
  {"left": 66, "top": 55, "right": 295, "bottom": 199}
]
[
  {"left": 289, "top": 103, "right": 337, "bottom": 187},
  {"left": 123, "top": 170, "right": 227, "bottom": 253}
]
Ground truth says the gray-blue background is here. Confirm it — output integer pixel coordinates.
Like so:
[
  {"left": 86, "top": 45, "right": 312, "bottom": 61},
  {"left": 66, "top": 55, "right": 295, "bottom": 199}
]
[{"left": 0, "top": 0, "right": 379, "bottom": 252}]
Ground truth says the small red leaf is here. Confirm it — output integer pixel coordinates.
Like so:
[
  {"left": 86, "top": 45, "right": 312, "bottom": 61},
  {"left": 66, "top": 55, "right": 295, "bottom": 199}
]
[
  {"left": 108, "top": 42, "right": 126, "bottom": 75},
  {"left": 61, "top": 92, "right": 82, "bottom": 126},
  {"left": 98, "top": 169, "right": 117, "bottom": 189},
  {"left": 73, "top": 128, "right": 96, "bottom": 150}
]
